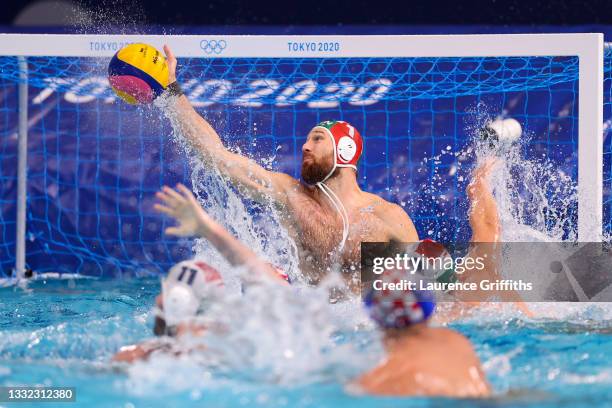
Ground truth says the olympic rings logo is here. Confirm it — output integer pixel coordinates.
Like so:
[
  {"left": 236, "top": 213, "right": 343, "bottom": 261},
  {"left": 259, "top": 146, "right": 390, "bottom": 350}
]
[{"left": 199, "top": 39, "right": 227, "bottom": 54}]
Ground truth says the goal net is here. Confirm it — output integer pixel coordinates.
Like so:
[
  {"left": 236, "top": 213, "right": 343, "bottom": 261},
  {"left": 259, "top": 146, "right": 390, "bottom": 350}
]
[{"left": 0, "top": 34, "right": 603, "bottom": 277}]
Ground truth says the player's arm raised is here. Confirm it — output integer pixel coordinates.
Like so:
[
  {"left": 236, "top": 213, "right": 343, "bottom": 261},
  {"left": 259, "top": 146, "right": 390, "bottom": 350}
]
[
  {"left": 161, "top": 45, "right": 295, "bottom": 207},
  {"left": 155, "top": 184, "right": 287, "bottom": 283}
]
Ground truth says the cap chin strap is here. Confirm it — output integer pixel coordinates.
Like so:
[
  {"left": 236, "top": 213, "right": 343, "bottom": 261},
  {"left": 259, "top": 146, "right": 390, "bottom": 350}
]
[
  {"left": 316, "top": 181, "right": 349, "bottom": 253},
  {"left": 311, "top": 125, "right": 353, "bottom": 252}
]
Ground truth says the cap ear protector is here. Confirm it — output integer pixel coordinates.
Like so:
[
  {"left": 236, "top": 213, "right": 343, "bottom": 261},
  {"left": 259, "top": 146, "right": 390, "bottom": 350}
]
[
  {"left": 312, "top": 120, "right": 363, "bottom": 182},
  {"left": 156, "top": 260, "right": 223, "bottom": 335}
]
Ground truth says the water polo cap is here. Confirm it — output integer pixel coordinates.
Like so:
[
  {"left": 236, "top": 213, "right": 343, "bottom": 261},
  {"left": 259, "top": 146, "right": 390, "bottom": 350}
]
[
  {"left": 364, "top": 267, "right": 436, "bottom": 330},
  {"left": 161, "top": 260, "right": 223, "bottom": 327},
  {"left": 312, "top": 120, "right": 363, "bottom": 183}
]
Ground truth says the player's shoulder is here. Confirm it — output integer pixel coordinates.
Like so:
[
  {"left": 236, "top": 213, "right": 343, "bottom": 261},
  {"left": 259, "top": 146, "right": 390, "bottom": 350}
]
[
  {"left": 271, "top": 171, "right": 301, "bottom": 190},
  {"left": 364, "top": 195, "right": 418, "bottom": 241},
  {"left": 384, "top": 201, "right": 408, "bottom": 217},
  {"left": 429, "top": 327, "right": 474, "bottom": 348},
  {"left": 366, "top": 195, "right": 409, "bottom": 219}
]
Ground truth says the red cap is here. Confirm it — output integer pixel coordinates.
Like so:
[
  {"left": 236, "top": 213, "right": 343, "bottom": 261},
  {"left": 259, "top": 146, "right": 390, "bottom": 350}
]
[{"left": 313, "top": 120, "right": 363, "bottom": 181}]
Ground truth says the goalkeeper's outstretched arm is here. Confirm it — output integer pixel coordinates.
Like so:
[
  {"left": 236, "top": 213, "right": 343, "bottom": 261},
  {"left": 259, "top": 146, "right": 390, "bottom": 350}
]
[{"left": 161, "top": 45, "right": 296, "bottom": 207}]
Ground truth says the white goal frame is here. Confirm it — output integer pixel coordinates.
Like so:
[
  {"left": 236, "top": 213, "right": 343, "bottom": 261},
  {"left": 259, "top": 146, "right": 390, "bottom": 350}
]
[{"left": 0, "top": 33, "right": 603, "bottom": 276}]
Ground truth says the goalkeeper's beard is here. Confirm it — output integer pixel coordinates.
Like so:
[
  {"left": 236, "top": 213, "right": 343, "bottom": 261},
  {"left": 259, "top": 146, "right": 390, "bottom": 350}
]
[{"left": 301, "top": 155, "right": 334, "bottom": 185}]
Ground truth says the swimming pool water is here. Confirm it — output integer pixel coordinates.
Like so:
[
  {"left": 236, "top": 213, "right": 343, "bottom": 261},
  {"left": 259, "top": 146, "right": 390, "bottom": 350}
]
[{"left": 1, "top": 277, "right": 611, "bottom": 408}]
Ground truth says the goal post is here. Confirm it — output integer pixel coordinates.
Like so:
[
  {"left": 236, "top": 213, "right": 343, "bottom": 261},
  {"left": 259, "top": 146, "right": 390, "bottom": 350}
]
[{"left": 0, "top": 33, "right": 603, "bottom": 277}]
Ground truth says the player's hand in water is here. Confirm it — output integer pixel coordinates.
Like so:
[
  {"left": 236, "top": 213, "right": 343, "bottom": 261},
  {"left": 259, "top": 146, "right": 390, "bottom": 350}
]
[
  {"left": 163, "top": 44, "right": 177, "bottom": 83},
  {"left": 154, "top": 184, "right": 213, "bottom": 237}
]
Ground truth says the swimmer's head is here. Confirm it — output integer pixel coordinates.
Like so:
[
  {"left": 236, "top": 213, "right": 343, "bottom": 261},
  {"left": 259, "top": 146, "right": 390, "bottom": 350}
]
[
  {"left": 155, "top": 260, "right": 223, "bottom": 336},
  {"left": 364, "top": 267, "right": 436, "bottom": 330},
  {"left": 301, "top": 120, "right": 363, "bottom": 184}
]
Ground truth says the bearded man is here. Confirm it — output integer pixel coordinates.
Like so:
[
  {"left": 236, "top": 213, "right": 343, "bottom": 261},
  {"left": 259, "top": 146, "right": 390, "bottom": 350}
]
[{"left": 158, "top": 45, "right": 418, "bottom": 285}]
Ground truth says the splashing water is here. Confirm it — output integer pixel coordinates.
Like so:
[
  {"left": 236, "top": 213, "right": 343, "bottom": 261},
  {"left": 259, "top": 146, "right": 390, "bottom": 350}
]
[
  {"left": 118, "top": 273, "right": 381, "bottom": 397},
  {"left": 475, "top": 138, "right": 578, "bottom": 243},
  {"left": 176, "top": 275, "right": 377, "bottom": 384},
  {"left": 160, "top": 94, "right": 606, "bottom": 349},
  {"left": 139, "top": 102, "right": 383, "bottom": 389},
  {"left": 160, "top": 99, "right": 302, "bottom": 291},
  {"left": 424, "top": 103, "right": 579, "bottom": 243},
  {"left": 468, "top": 109, "right": 612, "bottom": 321},
  {"left": 417, "top": 105, "right": 612, "bottom": 320},
  {"left": 4, "top": 97, "right": 611, "bottom": 406}
]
